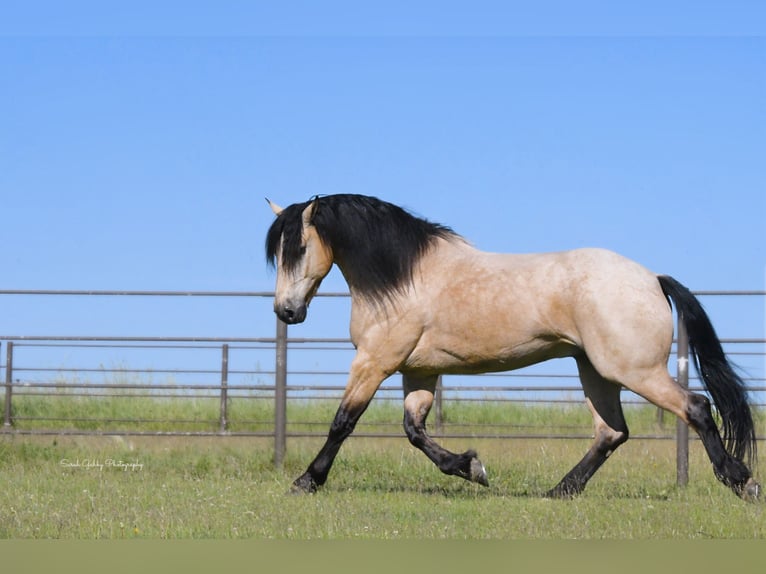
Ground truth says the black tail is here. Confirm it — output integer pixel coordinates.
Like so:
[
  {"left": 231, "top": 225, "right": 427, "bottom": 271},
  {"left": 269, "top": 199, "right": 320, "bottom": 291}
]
[{"left": 658, "top": 275, "right": 757, "bottom": 467}]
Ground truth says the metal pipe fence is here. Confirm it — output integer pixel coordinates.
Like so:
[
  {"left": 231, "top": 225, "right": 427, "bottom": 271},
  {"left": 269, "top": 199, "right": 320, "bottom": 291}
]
[{"left": 1, "top": 290, "right": 764, "bottom": 485}]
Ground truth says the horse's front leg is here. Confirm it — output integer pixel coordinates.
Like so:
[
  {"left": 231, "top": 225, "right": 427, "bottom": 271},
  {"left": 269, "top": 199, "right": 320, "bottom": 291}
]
[
  {"left": 291, "top": 354, "right": 388, "bottom": 493},
  {"left": 403, "top": 374, "right": 488, "bottom": 487}
]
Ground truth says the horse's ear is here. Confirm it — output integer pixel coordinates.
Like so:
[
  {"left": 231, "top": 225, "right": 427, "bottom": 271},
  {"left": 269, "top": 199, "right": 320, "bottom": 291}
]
[
  {"left": 301, "top": 199, "right": 319, "bottom": 228},
  {"left": 266, "top": 198, "right": 283, "bottom": 216}
]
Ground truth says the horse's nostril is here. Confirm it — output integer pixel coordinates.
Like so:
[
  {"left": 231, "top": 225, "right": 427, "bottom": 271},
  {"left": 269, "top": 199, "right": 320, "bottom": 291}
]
[{"left": 275, "top": 303, "right": 306, "bottom": 324}]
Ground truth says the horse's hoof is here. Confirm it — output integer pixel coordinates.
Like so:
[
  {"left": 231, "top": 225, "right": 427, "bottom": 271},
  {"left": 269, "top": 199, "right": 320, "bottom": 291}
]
[
  {"left": 469, "top": 457, "right": 489, "bottom": 487},
  {"left": 543, "top": 479, "right": 579, "bottom": 499},
  {"left": 289, "top": 473, "right": 318, "bottom": 495},
  {"left": 740, "top": 478, "right": 760, "bottom": 502},
  {"left": 543, "top": 487, "right": 575, "bottom": 500}
]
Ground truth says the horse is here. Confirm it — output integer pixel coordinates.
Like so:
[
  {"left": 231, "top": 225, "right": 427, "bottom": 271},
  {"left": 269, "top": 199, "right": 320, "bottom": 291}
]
[{"left": 265, "top": 193, "right": 759, "bottom": 500}]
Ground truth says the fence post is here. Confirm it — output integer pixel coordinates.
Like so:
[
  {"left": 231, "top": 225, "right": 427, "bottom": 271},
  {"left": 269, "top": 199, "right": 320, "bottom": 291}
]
[
  {"left": 3, "top": 341, "right": 12, "bottom": 428},
  {"left": 676, "top": 314, "right": 689, "bottom": 487},
  {"left": 219, "top": 343, "right": 229, "bottom": 432},
  {"left": 274, "top": 318, "right": 288, "bottom": 469},
  {"left": 434, "top": 375, "right": 443, "bottom": 433}
]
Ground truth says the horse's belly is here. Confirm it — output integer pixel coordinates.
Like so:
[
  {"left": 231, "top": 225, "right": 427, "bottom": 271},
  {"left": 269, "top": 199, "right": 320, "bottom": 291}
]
[{"left": 403, "top": 336, "right": 578, "bottom": 376}]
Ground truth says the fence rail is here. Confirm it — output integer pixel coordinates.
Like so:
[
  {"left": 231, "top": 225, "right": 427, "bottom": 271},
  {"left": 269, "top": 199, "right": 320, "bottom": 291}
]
[{"left": 1, "top": 290, "right": 764, "bottom": 485}]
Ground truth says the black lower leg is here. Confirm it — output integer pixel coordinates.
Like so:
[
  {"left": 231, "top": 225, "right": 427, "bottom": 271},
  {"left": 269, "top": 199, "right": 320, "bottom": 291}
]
[
  {"left": 547, "top": 447, "right": 612, "bottom": 498},
  {"left": 292, "top": 404, "right": 365, "bottom": 493},
  {"left": 403, "top": 410, "right": 488, "bottom": 486},
  {"left": 686, "top": 394, "right": 755, "bottom": 498},
  {"left": 547, "top": 430, "right": 628, "bottom": 499}
]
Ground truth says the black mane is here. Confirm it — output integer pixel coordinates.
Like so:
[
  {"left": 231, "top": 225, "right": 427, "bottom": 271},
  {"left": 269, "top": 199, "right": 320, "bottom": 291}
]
[{"left": 266, "top": 194, "right": 458, "bottom": 301}]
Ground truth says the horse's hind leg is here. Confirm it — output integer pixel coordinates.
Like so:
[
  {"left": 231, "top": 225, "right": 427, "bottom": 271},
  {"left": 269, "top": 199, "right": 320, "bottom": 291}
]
[
  {"left": 635, "top": 375, "right": 758, "bottom": 500},
  {"left": 546, "top": 356, "right": 629, "bottom": 498},
  {"left": 598, "top": 361, "right": 759, "bottom": 500},
  {"left": 403, "top": 374, "right": 488, "bottom": 486},
  {"left": 685, "top": 393, "right": 758, "bottom": 499}
]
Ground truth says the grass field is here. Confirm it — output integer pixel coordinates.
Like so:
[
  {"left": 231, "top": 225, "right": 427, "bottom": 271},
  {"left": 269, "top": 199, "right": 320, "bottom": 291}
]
[{"left": 1, "top": 399, "right": 765, "bottom": 539}]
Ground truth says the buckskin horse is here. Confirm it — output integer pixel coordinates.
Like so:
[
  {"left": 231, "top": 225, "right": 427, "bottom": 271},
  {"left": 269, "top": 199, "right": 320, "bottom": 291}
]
[{"left": 265, "top": 193, "right": 759, "bottom": 500}]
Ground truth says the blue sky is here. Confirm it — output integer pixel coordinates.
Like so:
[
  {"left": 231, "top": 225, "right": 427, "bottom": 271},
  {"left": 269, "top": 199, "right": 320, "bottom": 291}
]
[{"left": 0, "top": 4, "right": 763, "bottom": 385}]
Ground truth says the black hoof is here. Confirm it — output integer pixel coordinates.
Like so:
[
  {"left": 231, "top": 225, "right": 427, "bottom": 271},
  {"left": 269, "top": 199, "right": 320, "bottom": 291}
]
[
  {"left": 543, "top": 480, "right": 580, "bottom": 499},
  {"left": 448, "top": 450, "right": 489, "bottom": 487},
  {"left": 290, "top": 472, "right": 318, "bottom": 494},
  {"left": 544, "top": 488, "right": 574, "bottom": 500}
]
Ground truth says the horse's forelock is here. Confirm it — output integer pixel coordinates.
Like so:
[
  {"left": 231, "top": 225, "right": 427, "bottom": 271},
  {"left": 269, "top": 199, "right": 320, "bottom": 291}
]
[{"left": 265, "top": 200, "right": 313, "bottom": 271}]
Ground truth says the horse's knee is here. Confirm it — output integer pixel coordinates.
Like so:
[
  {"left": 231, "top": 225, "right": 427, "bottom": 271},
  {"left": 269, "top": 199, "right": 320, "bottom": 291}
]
[
  {"left": 328, "top": 404, "right": 363, "bottom": 441},
  {"left": 402, "top": 389, "right": 433, "bottom": 445},
  {"left": 403, "top": 409, "right": 425, "bottom": 447}
]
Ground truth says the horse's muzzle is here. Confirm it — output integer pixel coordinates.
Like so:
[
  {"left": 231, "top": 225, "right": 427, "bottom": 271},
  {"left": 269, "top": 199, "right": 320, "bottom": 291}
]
[{"left": 275, "top": 303, "right": 307, "bottom": 325}]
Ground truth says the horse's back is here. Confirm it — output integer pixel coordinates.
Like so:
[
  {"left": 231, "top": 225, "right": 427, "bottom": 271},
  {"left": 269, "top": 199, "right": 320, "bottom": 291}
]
[{"left": 427, "top": 244, "right": 665, "bottom": 330}]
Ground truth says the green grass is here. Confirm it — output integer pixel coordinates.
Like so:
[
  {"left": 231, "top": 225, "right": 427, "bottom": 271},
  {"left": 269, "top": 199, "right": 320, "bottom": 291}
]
[
  {"left": 2, "top": 433, "right": 765, "bottom": 539},
  {"left": 2, "top": 396, "right": 765, "bottom": 539}
]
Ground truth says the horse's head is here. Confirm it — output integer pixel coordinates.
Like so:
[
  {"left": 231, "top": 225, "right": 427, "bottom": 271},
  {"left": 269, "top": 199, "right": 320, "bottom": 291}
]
[{"left": 266, "top": 198, "right": 333, "bottom": 324}]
